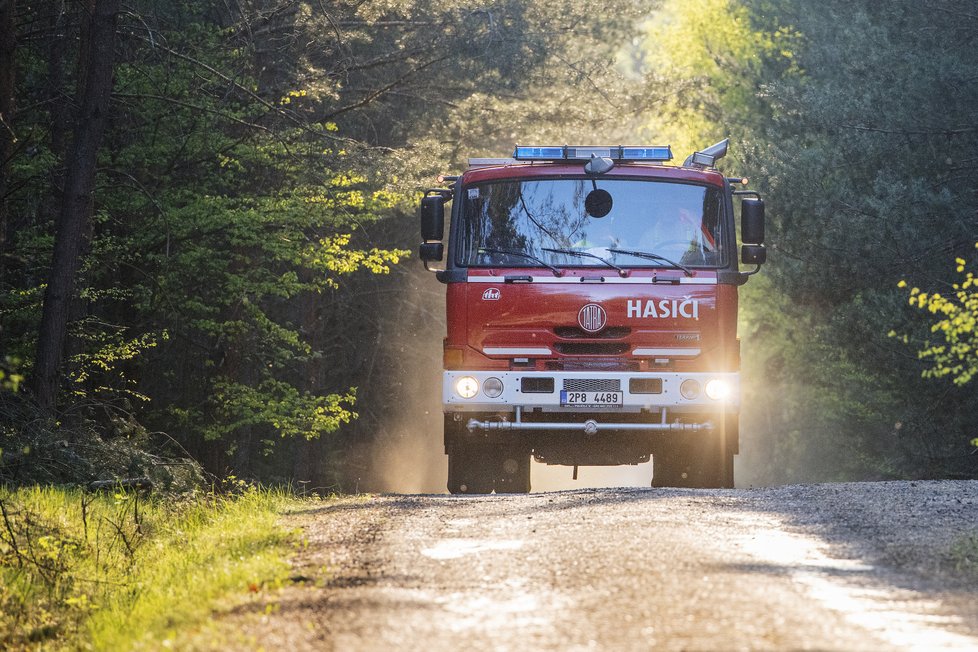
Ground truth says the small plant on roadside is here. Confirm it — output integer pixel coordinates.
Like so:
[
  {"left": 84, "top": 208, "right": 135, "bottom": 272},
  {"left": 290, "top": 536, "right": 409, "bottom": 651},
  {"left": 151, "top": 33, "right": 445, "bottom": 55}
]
[{"left": 948, "top": 533, "right": 978, "bottom": 581}]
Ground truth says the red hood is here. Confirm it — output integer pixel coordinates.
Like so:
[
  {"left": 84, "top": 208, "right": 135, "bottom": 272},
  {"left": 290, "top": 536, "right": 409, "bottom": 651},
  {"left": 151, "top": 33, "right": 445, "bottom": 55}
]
[{"left": 460, "top": 269, "right": 722, "bottom": 370}]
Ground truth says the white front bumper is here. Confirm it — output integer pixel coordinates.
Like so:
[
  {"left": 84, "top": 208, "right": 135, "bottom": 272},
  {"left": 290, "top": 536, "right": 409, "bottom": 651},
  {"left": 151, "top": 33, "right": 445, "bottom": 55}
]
[{"left": 443, "top": 370, "right": 739, "bottom": 412}]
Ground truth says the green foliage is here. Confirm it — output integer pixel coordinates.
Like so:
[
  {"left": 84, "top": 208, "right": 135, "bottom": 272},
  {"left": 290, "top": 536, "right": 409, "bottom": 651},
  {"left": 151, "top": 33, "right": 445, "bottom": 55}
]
[
  {"left": 898, "top": 246, "right": 978, "bottom": 386},
  {"left": 637, "top": 0, "right": 800, "bottom": 158},
  {"left": 896, "top": 245, "right": 978, "bottom": 449},
  {"left": 2, "top": 0, "right": 422, "bottom": 475},
  {"left": 0, "top": 0, "right": 656, "bottom": 484},
  {"left": 747, "top": 0, "right": 978, "bottom": 477},
  {"left": 68, "top": 329, "right": 167, "bottom": 402},
  {"left": 643, "top": 0, "right": 978, "bottom": 480},
  {"left": 0, "top": 485, "right": 295, "bottom": 651},
  {"left": 206, "top": 380, "right": 356, "bottom": 443},
  {"left": 0, "top": 358, "right": 22, "bottom": 393}
]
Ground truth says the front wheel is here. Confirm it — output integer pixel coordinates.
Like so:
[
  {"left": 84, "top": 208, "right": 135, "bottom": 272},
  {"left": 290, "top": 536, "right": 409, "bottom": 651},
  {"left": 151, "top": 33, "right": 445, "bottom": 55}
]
[
  {"left": 447, "top": 443, "right": 494, "bottom": 494},
  {"left": 652, "top": 437, "right": 733, "bottom": 489},
  {"left": 447, "top": 443, "right": 531, "bottom": 494},
  {"left": 494, "top": 446, "right": 531, "bottom": 493}
]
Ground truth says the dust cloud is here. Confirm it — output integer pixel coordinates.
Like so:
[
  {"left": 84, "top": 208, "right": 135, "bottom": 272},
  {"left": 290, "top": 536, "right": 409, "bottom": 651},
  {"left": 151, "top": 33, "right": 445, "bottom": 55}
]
[
  {"left": 353, "top": 264, "right": 448, "bottom": 494},
  {"left": 355, "top": 259, "right": 681, "bottom": 494}
]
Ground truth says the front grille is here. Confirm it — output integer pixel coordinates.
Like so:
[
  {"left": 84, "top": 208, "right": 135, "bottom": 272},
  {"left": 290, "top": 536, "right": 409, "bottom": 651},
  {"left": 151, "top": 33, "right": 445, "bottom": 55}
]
[
  {"left": 548, "top": 359, "right": 640, "bottom": 372},
  {"left": 553, "top": 326, "right": 631, "bottom": 340},
  {"left": 521, "top": 377, "right": 555, "bottom": 393},
  {"left": 563, "top": 378, "right": 622, "bottom": 392},
  {"left": 554, "top": 343, "right": 629, "bottom": 355}
]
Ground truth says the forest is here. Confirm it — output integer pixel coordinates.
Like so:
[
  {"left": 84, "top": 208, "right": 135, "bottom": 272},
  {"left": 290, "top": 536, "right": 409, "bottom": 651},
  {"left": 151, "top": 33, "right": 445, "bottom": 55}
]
[{"left": 1, "top": 0, "right": 977, "bottom": 492}]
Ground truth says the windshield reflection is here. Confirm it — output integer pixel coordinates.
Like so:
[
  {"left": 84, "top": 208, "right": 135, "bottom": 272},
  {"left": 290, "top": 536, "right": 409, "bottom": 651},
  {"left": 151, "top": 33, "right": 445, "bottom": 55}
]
[{"left": 459, "top": 178, "right": 724, "bottom": 268}]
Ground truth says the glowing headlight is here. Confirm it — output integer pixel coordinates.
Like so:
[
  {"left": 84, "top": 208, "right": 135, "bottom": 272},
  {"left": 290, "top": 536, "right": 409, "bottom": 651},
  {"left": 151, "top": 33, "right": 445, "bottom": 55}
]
[
  {"left": 455, "top": 376, "right": 479, "bottom": 399},
  {"left": 680, "top": 379, "right": 701, "bottom": 400},
  {"left": 705, "top": 379, "right": 732, "bottom": 401},
  {"left": 483, "top": 377, "right": 504, "bottom": 398}
]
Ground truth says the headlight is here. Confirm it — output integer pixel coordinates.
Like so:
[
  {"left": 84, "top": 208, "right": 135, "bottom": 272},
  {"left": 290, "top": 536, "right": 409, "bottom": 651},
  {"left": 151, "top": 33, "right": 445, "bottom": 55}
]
[
  {"left": 455, "top": 376, "right": 479, "bottom": 399},
  {"left": 705, "top": 379, "right": 732, "bottom": 401},
  {"left": 680, "top": 379, "right": 701, "bottom": 400},
  {"left": 483, "top": 377, "right": 504, "bottom": 398}
]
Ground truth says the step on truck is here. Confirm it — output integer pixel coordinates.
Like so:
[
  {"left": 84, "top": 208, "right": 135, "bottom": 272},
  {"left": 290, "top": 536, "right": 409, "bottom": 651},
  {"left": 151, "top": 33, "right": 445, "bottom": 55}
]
[{"left": 419, "top": 141, "right": 766, "bottom": 493}]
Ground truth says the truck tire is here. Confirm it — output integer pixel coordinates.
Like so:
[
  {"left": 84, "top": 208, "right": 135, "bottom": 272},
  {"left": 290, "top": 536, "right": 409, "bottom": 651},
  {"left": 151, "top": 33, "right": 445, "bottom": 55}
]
[
  {"left": 494, "top": 447, "right": 531, "bottom": 494},
  {"left": 652, "top": 438, "right": 733, "bottom": 489},
  {"left": 650, "top": 444, "right": 687, "bottom": 488},
  {"left": 447, "top": 443, "right": 494, "bottom": 494}
]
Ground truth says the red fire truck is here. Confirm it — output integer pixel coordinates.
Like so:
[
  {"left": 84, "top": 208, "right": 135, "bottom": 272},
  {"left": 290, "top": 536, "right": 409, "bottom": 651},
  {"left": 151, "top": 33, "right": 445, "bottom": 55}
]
[{"left": 419, "top": 140, "right": 766, "bottom": 493}]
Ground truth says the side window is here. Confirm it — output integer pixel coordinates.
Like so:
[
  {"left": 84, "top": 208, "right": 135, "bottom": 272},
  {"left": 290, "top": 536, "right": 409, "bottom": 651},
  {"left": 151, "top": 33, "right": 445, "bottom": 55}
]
[
  {"left": 459, "top": 186, "right": 487, "bottom": 264},
  {"left": 676, "top": 187, "right": 724, "bottom": 265},
  {"left": 702, "top": 188, "right": 723, "bottom": 262}
]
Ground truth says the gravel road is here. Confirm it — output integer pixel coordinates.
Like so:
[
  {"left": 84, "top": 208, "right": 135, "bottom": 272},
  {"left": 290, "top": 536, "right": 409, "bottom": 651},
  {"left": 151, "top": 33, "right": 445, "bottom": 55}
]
[{"left": 215, "top": 481, "right": 978, "bottom": 651}]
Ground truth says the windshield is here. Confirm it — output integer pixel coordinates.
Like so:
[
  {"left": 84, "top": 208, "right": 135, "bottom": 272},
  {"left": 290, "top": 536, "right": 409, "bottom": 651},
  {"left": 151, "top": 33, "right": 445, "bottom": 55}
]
[{"left": 458, "top": 178, "right": 725, "bottom": 269}]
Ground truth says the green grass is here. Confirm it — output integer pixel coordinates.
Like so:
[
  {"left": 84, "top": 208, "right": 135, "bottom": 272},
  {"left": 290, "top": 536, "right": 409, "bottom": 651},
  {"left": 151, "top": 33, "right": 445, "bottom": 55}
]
[{"left": 0, "top": 483, "right": 299, "bottom": 650}]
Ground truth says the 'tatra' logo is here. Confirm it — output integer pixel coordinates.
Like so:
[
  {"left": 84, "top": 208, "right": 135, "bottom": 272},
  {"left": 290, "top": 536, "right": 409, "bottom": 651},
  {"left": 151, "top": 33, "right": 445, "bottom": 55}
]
[
  {"left": 578, "top": 303, "right": 607, "bottom": 333},
  {"left": 482, "top": 288, "right": 501, "bottom": 301}
]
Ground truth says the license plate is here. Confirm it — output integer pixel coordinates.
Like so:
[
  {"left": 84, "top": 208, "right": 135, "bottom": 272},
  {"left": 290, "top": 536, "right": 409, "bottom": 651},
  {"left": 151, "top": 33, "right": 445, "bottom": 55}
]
[{"left": 560, "top": 390, "right": 623, "bottom": 408}]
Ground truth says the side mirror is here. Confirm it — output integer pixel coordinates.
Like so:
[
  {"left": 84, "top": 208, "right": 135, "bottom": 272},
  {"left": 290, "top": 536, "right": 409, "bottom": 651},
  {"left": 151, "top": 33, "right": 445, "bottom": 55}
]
[
  {"left": 420, "top": 195, "right": 446, "bottom": 241},
  {"left": 741, "top": 197, "right": 765, "bottom": 245},
  {"left": 741, "top": 244, "right": 766, "bottom": 265},
  {"left": 420, "top": 242, "right": 444, "bottom": 262}
]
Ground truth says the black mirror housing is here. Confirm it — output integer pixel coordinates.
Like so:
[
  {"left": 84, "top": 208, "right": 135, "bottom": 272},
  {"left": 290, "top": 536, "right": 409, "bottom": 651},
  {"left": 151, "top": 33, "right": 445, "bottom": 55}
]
[
  {"left": 741, "top": 197, "right": 765, "bottom": 244},
  {"left": 741, "top": 244, "right": 766, "bottom": 265},
  {"left": 420, "top": 242, "right": 444, "bottom": 262},
  {"left": 420, "top": 195, "right": 446, "bottom": 241}
]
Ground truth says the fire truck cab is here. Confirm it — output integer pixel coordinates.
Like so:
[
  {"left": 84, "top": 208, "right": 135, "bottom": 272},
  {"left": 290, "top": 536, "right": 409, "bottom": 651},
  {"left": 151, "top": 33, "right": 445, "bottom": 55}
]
[{"left": 420, "top": 141, "right": 766, "bottom": 493}]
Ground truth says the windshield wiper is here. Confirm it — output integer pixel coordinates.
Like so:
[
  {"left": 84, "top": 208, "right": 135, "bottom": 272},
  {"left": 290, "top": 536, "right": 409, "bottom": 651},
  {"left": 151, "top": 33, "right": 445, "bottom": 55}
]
[
  {"left": 541, "top": 247, "right": 627, "bottom": 277},
  {"left": 607, "top": 248, "right": 692, "bottom": 277},
  {"left": 478, "top": 248, "right": 563, "bottom": 277}
]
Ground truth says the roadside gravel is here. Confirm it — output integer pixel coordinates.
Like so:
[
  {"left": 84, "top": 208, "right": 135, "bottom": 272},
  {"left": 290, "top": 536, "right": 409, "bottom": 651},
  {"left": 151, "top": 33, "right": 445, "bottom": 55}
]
[{"left": 747, "top": 480, "right": 978, "bottom": 588}]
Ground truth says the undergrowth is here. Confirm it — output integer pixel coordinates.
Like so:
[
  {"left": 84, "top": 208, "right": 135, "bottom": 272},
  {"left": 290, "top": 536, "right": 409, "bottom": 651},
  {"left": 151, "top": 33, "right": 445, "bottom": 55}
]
[
  {"left": 0, "top": 482, "right": 297, "bottom": 650},
  {"left": 0, "top": 392, "right": 205, "bottom": 491}
]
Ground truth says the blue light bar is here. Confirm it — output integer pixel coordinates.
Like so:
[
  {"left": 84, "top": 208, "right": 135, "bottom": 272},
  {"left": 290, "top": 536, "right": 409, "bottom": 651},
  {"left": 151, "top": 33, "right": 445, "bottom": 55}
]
[
  {"left": 513, "top": 145, "right": 673, "bottom": 162},
  {"left": 513, "top": 146, "right": 566, "bottom": 160},
  {"left": 621, "top": 146, "right": 673, "bottom": 161}
]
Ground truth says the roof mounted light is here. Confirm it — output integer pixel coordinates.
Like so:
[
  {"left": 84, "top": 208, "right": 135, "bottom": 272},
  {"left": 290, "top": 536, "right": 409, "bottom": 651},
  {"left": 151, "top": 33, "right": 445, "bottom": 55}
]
[
  {"left": 513, "top": 145, "right": 673, "bottom": 163},
  {"left": 570, "top": 147, "right": 615, "bottom": 160},
  {"left": 683, "top": 139, "right": 729, "bottom": 169},
  {"left": 583, "top": 154, "right": 615, "bottom": 175}
]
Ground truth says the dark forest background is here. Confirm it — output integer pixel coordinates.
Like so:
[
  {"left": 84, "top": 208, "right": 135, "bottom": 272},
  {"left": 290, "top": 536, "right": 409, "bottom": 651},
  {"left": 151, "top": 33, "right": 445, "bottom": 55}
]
[{"left": 1, "top": 0, "right": 976, "bottom": 492}]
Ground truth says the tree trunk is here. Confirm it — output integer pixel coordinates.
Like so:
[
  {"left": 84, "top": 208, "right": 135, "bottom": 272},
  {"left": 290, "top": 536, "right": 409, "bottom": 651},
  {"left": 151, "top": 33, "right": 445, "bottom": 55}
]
[
  {"left": 45, "top": 1, "right": 69, "bottom": 161},
  {"left": 0, "top": 0, "right": 16, "bottom": 294},
  {"left": 33, "top": 0, "right": 120, "bottom": 412}
]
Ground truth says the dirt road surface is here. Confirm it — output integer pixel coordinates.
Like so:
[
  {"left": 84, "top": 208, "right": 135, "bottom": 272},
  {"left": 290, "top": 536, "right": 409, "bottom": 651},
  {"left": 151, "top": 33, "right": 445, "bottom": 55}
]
[{"left": 217, "top": 481, "right": 978, "bottom": 651}]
